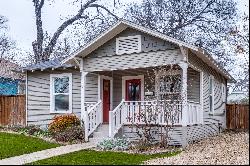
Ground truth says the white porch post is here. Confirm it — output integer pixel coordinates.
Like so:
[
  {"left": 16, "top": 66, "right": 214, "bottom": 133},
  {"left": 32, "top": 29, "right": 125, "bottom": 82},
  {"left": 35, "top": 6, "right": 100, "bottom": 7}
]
[
  {"left": 80, "top": 59, "right": 89, "bottom": 141},
  {"left": 179, "top": 62, "right": 188, "bottom": 126}
]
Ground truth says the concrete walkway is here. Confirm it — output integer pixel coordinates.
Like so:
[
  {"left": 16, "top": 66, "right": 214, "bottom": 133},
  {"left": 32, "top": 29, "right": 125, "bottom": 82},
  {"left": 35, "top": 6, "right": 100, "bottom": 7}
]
[{"left": 0, "top": 142, "right": 96, "bottom": 165}]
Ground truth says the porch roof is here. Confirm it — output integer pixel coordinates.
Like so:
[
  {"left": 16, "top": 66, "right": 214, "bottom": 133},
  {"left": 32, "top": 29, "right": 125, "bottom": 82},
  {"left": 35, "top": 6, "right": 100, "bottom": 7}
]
[
  {"left": 16, "top": 57, "right": 76, "bottom": 72},
  {"left": 62, "top": 19, "right": 235, "bottom": 83}
]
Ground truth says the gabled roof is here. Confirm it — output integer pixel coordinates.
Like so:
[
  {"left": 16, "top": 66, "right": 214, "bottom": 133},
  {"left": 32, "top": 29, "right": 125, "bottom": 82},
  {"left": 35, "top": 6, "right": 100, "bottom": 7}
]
[
  {"left": 0, "top": 58, "right": 25, "bottom": 80},
  {"left": 62, "top": 19, "right": 235, "bottom": 82},
  {"left": 62, "top": 19, "right": 200, "bottom": 63}
]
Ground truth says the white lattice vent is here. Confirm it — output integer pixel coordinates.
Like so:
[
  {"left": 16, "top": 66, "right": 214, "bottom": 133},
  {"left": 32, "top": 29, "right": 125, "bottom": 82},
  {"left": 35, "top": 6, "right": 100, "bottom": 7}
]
[{"left": 116, "top": 35, "right": 142, "bottom": 55}]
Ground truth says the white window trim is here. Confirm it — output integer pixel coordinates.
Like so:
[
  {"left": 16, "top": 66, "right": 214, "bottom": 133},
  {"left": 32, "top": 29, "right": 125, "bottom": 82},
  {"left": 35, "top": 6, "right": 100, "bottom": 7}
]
[
  {"left": 122, "top": 75, "right": 144, "bottom": 101},
  {"left": 209, "top": 75, "right": 215, "bottom": 114},
  {"left": 50, "top": 73, "right": 73, "bottom": 113},
  {"left": 116, "top": 35, "right": 142, "bottom": 55},
  {"left": 221, "top": 83, "right": 226, "bottom": 103}
]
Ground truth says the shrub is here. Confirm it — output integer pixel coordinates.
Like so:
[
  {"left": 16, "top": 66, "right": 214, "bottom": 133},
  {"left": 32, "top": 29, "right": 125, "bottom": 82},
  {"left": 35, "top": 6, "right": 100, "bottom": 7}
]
[
  {"left": 52, "top": 125, "right": 84, "bottom": 143},
  {"left": 48, "top": 114, "right": 81, "bottom": 133},
  {"left": 97, "top": 137, "right": 130, "bottom": 151},
  {"left": 48, "top": 114, "right": 84, "bottom": 143}
]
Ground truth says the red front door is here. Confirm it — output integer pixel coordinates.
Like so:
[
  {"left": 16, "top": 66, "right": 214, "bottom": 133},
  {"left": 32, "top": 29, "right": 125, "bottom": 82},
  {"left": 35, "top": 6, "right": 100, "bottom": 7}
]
[
  {"left": 125, "top": 79, "right": 141, "bottom": 101},
  {"left": 103, "top": 79, "right": 110, "bottom": 123}
]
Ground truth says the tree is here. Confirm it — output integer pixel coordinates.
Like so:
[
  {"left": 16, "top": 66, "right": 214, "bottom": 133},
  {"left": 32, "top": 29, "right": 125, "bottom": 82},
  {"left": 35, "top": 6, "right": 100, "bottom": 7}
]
[
  {"left": 124, "top": 0, "right": 238, "bottom": 68},
  {"left": 32, "top": 0, "right": 119, "bottom": 63},
  {"left": 0, "top": 15, "right": 15, "bottom": 61},
  {"left": 223, "top": 13, "right": 249, "bottom": 93},
  {"left": 128, "top": 65, "right": 182, "bottom": 148}
]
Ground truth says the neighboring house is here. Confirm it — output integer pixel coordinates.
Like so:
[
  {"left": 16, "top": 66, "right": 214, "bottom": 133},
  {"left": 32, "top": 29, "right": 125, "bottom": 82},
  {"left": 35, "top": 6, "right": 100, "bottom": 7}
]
[
  {"left": 227, "top": 91, "right": 248, "bottom": 104},
  {"left": 0, "top": 58, "right": 25, "bottom": 95},
  {"left": 20, "top": 20, "right": 235, "bottom": 147}
]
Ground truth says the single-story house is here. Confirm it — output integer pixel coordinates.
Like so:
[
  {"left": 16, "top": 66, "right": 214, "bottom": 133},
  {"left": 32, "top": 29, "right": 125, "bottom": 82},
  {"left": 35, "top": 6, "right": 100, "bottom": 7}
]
[
  {"left": 20, "top": 20, "right": 235, "bottom": 146},
  {"left": 0, "top": 58, "right": 25, "bottom": 95}
]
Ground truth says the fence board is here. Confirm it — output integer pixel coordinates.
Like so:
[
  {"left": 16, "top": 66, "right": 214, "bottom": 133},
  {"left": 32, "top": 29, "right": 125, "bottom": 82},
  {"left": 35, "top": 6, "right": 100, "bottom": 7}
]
[
  {"left": 226, "top": 104, "right": 249, "bottom": 130},
  {"left": 0, "top": 95, "right": 26, "bottom": 126}
]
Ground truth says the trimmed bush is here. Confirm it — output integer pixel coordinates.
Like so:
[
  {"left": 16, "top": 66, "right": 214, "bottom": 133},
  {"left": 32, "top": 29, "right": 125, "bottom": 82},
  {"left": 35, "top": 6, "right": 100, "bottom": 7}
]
[{"left": 48, "top": 114, "right": 81, "bottom": 133}]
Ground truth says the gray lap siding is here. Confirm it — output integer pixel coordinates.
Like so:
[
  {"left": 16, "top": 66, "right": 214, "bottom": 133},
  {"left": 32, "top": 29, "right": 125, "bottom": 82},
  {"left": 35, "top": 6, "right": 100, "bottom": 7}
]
[{"left": 27, "top": 69, "right": 81, "bottom": 128}]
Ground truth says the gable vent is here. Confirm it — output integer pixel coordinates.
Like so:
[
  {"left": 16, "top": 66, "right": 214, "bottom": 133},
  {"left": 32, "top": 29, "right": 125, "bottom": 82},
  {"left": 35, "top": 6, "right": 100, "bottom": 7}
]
[{"left": 116, "top": 35, "right": 142, "bottom": 55}]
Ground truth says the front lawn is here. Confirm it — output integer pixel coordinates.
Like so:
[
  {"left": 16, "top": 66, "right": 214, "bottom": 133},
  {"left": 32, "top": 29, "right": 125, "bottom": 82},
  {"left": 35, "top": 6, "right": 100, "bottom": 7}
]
[
  {"left": 29, "top": 149, "right": 180, "bottom": 165},
  {"left": 0, "top": 132, "right": 60, "bottom": 159}
]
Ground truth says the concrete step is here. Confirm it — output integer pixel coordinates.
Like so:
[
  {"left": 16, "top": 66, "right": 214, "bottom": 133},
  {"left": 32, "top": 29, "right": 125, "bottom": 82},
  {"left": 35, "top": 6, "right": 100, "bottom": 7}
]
[{"left": 89, "top": 124, "right": 109, "bottom": 143}]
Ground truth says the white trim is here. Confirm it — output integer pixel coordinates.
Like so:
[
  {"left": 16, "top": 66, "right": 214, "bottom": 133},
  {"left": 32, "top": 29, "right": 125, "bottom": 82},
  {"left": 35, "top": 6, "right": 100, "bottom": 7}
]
[
  {"left": 25, "top": 71, "right": 28, "bottom": 126},
  {"left": 81, "top": 70, "right": 88, "bottom": 122},
  {"left": 98, "top": 75, "right": 101, "bottom": 101},
  {"left": 209, "top": 75, "right": 215, "bottom": 114},
  {"left": 50, "top": 73, "right": 73, "bottom": 114},
  {"left": 221, "top": 82, "right": 226, "bottom": 103},
  {"left": 200, "top": 71, "right": 204, "bottom": 124},
  {"left": 122, "top": 75, "right": 144, "bottom": 100},
  {"left": 99, "top": 75, "right": 113, "bottom": 123},
  {"left": 179, "top": 62, "right": 188, "bottom": 126}
]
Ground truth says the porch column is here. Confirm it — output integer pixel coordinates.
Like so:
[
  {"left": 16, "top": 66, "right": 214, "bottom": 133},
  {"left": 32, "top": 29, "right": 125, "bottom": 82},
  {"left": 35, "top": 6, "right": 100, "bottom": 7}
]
[
  {"left": 80, "top": 59, "right": 89, "bottom": 141},
  {"left": 179, "top": 61, "right": 188, "bottom": 126}
]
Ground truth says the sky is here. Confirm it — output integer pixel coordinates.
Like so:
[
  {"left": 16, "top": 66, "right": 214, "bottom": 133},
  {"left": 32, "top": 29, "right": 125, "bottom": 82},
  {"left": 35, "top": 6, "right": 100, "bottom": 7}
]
[
  {"left": 0, "top": 0, "right": 142, "bottom": 51},
  {"left": 0, "top": 0, "right": 248, "bottom": 52}
]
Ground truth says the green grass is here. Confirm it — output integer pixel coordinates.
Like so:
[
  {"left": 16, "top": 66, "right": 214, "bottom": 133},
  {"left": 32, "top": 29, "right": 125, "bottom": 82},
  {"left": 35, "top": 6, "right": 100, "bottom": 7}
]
[
  {"left": 0, "top": 132, "right": 60, "bottom": 159},
  {"left": 29, "top": 149, "right": 180, "bottom": 165}
]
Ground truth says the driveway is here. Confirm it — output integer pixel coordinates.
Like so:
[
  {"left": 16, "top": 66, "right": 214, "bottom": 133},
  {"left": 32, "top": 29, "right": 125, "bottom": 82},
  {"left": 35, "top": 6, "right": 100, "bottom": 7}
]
[{"left": 145, "top": 131, "right": 249, "bottom": 165}]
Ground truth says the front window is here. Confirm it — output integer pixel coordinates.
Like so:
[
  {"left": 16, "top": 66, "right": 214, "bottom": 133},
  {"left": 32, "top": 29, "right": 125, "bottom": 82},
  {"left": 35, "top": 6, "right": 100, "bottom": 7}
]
[
  {"left": 50, "top": 73, "right": 72, "bottom": 113},
  {"left": 158, "top": 74, "right": 181, "bottom": 100}
]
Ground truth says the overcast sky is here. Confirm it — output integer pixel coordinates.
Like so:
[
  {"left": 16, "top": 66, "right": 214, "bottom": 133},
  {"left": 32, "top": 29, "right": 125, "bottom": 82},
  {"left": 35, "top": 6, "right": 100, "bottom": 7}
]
[{"left": 0, "top": 0, "right": 249, "bottom": 52}]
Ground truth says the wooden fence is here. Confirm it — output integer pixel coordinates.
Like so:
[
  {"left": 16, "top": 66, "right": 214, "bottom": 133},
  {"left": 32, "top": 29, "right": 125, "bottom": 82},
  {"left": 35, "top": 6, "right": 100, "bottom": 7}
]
[
  {"left": 226, "top": 104, "right": 249, "bottom": 130},
  {"left": 0, "top": 95, "right": 26, "bottom": 126}
]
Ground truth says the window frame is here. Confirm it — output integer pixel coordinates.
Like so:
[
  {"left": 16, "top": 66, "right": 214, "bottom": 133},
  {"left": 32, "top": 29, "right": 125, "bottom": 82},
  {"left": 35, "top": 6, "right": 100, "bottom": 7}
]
[
  {"left": 221, "top": 83, "right": 226, "bottom": 103},
  {"left": 50, "top": 73, "right": 73, "bottom": 113}
]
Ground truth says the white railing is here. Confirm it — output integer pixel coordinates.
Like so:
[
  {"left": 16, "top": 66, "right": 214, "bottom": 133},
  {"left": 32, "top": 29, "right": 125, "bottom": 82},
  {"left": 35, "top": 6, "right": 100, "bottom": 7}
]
[
  {"left": 85, "top": 100, "right": 102, "bottom": 140},
  {"left": 84, "top": 102, "right": 97, "bottom": 112},
  {"left": 109, "top": 100, "right": 203, "bottom": 138},
  {"left": 123, "top": 100, "right": 182, "bottom": 125},
  {"left": 109, "top": 100, "right": 182, "bottom": 138},
  {"left": 187, "top": 101, "right": 203, "bottom": 125},
  {"left": 109, "top": 99, "right": 125, "bottom": 138}
]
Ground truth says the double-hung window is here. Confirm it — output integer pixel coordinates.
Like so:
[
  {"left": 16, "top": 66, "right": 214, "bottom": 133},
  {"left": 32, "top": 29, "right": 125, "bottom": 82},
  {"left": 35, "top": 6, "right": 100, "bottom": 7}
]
[{"left": 50, "top": 73, "right": 72, "bottom": 113}]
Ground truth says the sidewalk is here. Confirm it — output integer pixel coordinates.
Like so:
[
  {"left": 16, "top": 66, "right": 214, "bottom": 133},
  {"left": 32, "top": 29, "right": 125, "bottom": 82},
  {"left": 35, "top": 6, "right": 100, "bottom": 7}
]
[{"left": 0, "top": 142, "right": 96, "bottom": 165}]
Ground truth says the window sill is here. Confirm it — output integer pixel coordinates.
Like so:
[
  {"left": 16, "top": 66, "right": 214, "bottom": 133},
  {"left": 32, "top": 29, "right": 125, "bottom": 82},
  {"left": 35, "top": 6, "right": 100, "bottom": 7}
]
[{"left": 50, "top": 111, "right": 72, "bottom": 114}]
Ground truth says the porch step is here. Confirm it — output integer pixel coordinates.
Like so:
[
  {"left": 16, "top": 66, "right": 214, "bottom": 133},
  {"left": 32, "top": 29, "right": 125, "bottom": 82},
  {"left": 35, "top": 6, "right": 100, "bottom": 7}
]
[{"left": 89, "top": 124, "right": 109, "bottom": 144}]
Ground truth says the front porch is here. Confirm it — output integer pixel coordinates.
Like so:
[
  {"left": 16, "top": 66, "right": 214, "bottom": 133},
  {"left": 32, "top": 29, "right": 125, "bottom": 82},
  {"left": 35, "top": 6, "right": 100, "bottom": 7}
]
[{"left": 82, "top": 64, "right": 203, "bottom": 141}]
